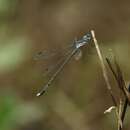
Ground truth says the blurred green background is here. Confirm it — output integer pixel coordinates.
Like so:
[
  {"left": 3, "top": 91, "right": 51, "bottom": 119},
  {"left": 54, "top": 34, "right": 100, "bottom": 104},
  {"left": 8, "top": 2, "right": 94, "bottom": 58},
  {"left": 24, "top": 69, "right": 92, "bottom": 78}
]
[{"left": 0, "top": 0, "right": 130, "bottom": 130}]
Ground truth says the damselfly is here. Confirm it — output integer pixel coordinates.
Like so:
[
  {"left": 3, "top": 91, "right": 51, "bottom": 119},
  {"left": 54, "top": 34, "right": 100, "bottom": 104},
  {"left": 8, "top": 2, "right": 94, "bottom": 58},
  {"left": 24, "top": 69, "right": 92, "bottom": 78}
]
[{"left": 35, "top": 32, "right": 92, "bottom": 97}]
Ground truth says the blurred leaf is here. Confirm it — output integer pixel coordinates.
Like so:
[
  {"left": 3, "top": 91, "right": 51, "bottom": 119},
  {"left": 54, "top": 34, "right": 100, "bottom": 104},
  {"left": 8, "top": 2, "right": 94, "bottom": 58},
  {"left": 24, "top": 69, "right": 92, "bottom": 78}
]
[
  {"left": 0, "top": 0, "right": 16, "bottom": 13},
  {"left": 14, "top": 102, "right": 46, "bottom": 125},
  {"left": 0, "top": 95, "right": 16, "bottom": 130},
  {"left": 0, "top": 37, "right": 30, "bottom": 72},
  {"left": 0, "top": 91, "right": 46, "bottom": 130}
]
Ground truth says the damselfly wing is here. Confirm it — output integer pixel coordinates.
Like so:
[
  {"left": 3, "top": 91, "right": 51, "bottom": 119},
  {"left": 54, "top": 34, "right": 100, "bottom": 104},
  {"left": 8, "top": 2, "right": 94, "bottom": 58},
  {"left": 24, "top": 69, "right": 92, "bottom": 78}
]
[{"left": 34, "top": 43, "right": 75, "bottom": 77}]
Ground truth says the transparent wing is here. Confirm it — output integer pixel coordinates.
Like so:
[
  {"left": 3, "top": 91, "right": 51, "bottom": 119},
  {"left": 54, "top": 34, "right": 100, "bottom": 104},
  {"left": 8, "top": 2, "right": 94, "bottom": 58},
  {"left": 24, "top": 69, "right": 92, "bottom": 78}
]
[
  {"left": 34, "top": 43, "right": 74, "bottom": 61},
  {"left": 42, "top": 48, "right": 83, "bottom": 77},
  {"left": 34, "top": 32, "right": 91, "bottom": 61},
  {"left": 34, "top": 32, "right": 92, "bottom": 78},
  {"left": 34, "top": 50, "right": 56, "bottom": 60},
  {"left": 34, "top": 43, "right": 75, "bottom": 78},
  {"left": 42, "top": 54, "right": 69, "bottom": 77}
]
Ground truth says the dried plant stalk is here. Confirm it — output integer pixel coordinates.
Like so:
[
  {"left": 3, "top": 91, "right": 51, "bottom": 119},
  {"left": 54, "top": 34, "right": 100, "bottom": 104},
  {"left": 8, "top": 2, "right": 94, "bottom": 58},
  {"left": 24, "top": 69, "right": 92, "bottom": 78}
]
[
  {"left": 91, "top": 30, "right": 117, "bottom": 106},
  {"left": 119, "top": 84, "right": 130, "bottom": 130},
  {"left": 114, "top": 59, "right": 130, "bottom": 103},
  {"left": 105, "top": 56, "right": 130, "bottom": 130},
  {"left": 118, "top": 99, "right": 123, "bottom": 130},
  {"left": 106, "top": 57, "right": 130, "bottom": 103}
]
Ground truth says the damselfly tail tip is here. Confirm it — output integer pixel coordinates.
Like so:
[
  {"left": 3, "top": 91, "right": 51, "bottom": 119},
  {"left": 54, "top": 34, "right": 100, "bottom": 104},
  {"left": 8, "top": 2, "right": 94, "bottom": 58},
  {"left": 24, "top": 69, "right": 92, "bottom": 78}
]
[
  {"left": 36, "top": 90, "right": 46, "bottom": 97},
  {"left": 36, "top": 93, "right": 41, "bottom": 97}
]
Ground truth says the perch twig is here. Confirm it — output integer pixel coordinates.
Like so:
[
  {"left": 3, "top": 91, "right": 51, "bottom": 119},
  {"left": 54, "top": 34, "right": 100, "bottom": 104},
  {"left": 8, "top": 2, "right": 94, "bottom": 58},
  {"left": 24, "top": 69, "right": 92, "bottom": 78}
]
[
  {"left": 106, "top": 57, "right": 130, "bottom": 130},
  {"left": 91, "top": 30, "right": 117, "bottom": 106}
]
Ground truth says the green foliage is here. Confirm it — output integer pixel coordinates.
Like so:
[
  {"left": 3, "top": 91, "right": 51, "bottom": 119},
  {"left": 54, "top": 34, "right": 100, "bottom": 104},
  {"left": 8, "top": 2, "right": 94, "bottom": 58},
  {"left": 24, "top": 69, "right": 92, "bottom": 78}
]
[
  {"left": 0, "top": 95, "right": 16, "bottom": 130},
  {"left": 0, "top": 0, "right": 17, "bottom": 14},
  {"left": 0, "top": 37, "right": 30, "bottom": 72}
]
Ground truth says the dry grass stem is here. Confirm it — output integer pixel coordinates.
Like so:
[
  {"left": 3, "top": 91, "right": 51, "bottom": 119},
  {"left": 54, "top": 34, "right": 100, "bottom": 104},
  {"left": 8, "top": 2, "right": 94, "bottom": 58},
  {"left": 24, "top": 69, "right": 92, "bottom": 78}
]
[
  {"left": 106, "top": 57, "right": 130, "bottom": 103},
  {"left": 117, "top": 99, "right": 123, "bottom": 130},
  {"left": 91, "top": 30, "right": 117, "bottom": 106},
  {"left": 105, "top": 57, "right": 130, "bottom": 130}
]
